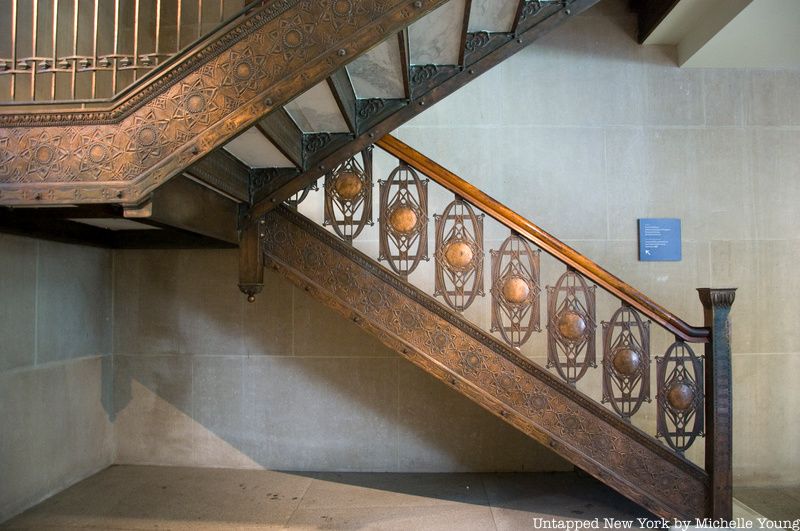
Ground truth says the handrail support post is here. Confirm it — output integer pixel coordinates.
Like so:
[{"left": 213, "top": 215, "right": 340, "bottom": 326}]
[{"left": 697, "top": 288, "right": 736, "bottom": 520}]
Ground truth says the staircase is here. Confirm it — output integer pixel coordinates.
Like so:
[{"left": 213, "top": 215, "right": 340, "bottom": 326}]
[
  {"left": 244, "top": 135, "right": 735, "bottom": 521},
  {"left": 0, "top": 0, "right": 735, "bottom": 521}
]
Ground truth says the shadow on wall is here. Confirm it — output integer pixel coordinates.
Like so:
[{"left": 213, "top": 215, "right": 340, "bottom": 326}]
[{"left": 109, "top": 249, "right": 571, "bottom": 479}]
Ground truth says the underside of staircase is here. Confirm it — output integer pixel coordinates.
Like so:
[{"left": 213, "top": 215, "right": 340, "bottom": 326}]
[{"left": 0, "top": 0, "right": 736, "bottom": 522}]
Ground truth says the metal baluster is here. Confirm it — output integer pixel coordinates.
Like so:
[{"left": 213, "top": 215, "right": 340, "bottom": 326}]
[
  {"left": 197, "top": 0, "right": 203, "bottom": 40},
  {"left": 51, "top": 0, "right": 58, "bottom": 100},
  {"left": 111, "top": 0, "right": 119, "bottom": 94},
  {"left": 132, "top": 0, "right": 139, "bottom": 81},
  {"left": 10, "top": 0, "right": 17, "bottom": 99},
  {"left": 31, "top": 0, "right": 37, "bottom": 100},
  {"left": 155, "top": 0, "right": 161, "bottom": 65},
  {"left": 176, "top": 0, "right": 182, "bottom": 52},
  {"left": 91, "top": 0, "right": 98, "bottom": 98}
]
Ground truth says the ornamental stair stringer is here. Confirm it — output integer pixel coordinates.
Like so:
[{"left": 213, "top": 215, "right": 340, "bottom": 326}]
[
  {"left": 259, "top": 206, "right": 711, "bottom": 521},
  {"left": 0, "top": 0, "right": 449, "bottom": 207}
]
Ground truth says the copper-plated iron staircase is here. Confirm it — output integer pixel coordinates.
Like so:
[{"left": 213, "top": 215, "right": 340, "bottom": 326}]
[{"left": 242, "top": 135, "right": 736, "bottom": 522}]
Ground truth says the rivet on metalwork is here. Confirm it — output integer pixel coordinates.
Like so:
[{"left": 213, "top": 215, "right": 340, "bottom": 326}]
[
  {"left": 337, "top": 49, "right": 346, "bottom": 57},
  {"left": 413, "top": 0, "right": 423, "bottom": 7},
  {"left": 264, "top": 98, "right": 273, "bottom": 106},
  {"left": 565, "top": 8, "right": 571, "bottom": 15}
]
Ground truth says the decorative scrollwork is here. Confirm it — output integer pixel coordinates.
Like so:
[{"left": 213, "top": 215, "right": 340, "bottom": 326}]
[
  {"left": 378, "top": 161, "right": 428, "bottom": 278},
  {"left": 303, "top": 133, "right": 333, "bottom": 155},
  {"left": 323, "top": 147, "right": 373, "bottom": 242},
  {"left": 491, "top": 234, "right": 541, "bottom": 348},
  {"left": 409, "top": 64, "right": 439, "bottom": 86},
  {"left": 520, "top": 0, "right": 543, "bottom": 21},
  {"left": 602, "top": 305, "right": 651, "bottom": 419},
  {"left": 546, "top": 268, "right": 596, "bottom": 384},
  {"left": 356, "top": 98, "right": 386, "bottom": 119},
  {"left": 434, "top": 197, "right": 484, "bottom": 312},
  {"left": 464, "top": 32, "right": 491, "bottom": 52},
  {"left": 657, "top": 341, "right": 704, "bottom": 453}
]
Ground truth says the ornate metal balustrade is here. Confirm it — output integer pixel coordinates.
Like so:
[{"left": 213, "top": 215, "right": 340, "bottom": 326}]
[
  {"left": 242, "top": 133, "right": 736, "bottom": 520},
  {"left": 0, "top": 0, "right": 259, "bottom": 106}
]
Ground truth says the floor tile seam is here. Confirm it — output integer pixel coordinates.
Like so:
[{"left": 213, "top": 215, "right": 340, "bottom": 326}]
[
  {"left": 479, "top": 475, "right": 501, "bottom": 531},
  {"left": 281, "top": 478, "right": 314, "bottom": 527}
]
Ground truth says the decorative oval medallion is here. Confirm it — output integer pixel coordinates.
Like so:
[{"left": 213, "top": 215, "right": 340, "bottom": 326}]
[
  {"left": 602, "top": 304, "right": 651, "bottom": 419},
  {"left": 491, "top": 233, "right": 541, "bottom": 348},
  {"left": 545, "top": 269, "right": 596, "bottom": 385},
  {"left": 378, "top": 161, "right": 428, "bottom": 278},
  {"left": 656, "top": 340, "right": 704, "bottom": 453},
  {"left": 433, "top": 197, "right": 484, "bottom": 312},
  {"left": 323, "top": 147, "right": 373, "bottom": 242}
]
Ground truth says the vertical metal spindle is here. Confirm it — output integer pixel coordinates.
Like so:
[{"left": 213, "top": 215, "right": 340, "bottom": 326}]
[
  {"left": 112, "top": 0, "right": 119, "bottom": 94},
  {"left": 91, "top": 0, "right": 98, "bottom": 98},
  {"left": 31, "top": 0, "right": 38, "bottom": 100},
  {"left": 176, "top": 0, "right": 181, "bottom": 53},
  {"left": 51, "top": 0, "right": 58, "bottom": 100},
  {"left": 197, "top": 0, "right": 203, "bottom": 40},
  {"left": 71, "top": 0, "right": 78, "bottom": 99},
  {"left": 155, "top": 0, "right": 161, "bottom": 64},
  {"left": 132, "top": 0, "right": 139, "bottom": 81},
  {"left": 219, "top": 0, "right": 224, "bottom": 22},
  {"left": 11, "top": 0, "right": 18, "bottom": 100}
]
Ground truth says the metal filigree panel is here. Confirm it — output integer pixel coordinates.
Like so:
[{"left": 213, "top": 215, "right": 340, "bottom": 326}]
[
  {"left": 602, "top": 305, "right": 651, "bottom": 419},
  {"left": 546, "top": 268, "right": 596, "bottom": 385},
  {"left": 323, "top": 147, "right": 373, "bottom": 242},
  {"left": 378, "top": 162, "right": 428, "bottom": 278},
  {"left": 657, "top": 341, "right": 704, "bottom": 453},
  {"left": 490, "top": 234, "right": 541, "bottom": 348},
  {"left": 434, "top": 197, "right": 484, "bottom": 311}
]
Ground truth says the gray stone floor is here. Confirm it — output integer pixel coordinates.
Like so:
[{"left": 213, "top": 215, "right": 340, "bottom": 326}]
[
  {"left": 2, "top": 466, "right": 653, "bottom": 530},
  {"left": 734, "top": 486, "right": 800, "bottom": 522}
]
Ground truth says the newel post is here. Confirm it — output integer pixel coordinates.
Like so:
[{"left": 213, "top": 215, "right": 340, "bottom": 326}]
[
  {"left": 239, "top": 217, "right": 265, "bottom": 302},
  {"left": 697, "top": 288, "right": 736, "bottom": 520}
]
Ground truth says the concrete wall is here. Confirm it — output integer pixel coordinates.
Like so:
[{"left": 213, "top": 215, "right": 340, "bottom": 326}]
[
  {"left": 391, "top": 0, "right": 800, "bottom": 486},
  {"left": 0, "top": 235, "right": 114, "bottom": 522},
  {"left": 111, "top": 249, "right": 569, "bottom": 473}
]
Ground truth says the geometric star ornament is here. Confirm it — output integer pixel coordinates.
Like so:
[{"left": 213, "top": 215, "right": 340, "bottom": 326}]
[
  {"left": 491, "top": 233, "right": 541, "bottom": 348},
  {"left": 434, "top": 196, "right": 484, "bottom": 312},
  {"left": 602, "top": 304, "right": 651, "bottom": 420}
]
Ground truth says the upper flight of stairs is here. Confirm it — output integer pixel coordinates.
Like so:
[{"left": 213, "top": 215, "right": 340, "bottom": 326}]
[{"left": 0, "top": 0, "right": 597, "bottom": 212}]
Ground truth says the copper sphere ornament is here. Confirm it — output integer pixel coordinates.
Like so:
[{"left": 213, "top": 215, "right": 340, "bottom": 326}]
[
  {"left": 502, "top": 276, "right": 530, "bottom": 304},
  {"left": 389, "top": 206, "right": 418, "bottom": 234},
  {"left": 612, "top": 348, "right": 642, "bottom": 377},
  {"left": 557, "top": 310, "right": 587, "bottom": 342},
  {"left": 334, "top": 170, "right": 363, "bottom": 201},
  {"left": 444, "top": 240, "right": 474, "bottom": 269},
  {"left": 666, "top": 382, "right": 695, "bottom": 411}
]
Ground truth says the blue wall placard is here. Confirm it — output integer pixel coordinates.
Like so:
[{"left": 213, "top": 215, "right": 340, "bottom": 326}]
[{"left": 638, "top": 218, "right": 681, "bottom": 261}]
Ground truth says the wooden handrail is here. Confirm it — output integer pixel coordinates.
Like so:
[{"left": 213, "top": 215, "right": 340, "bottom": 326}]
[{"left": 377, "top": 134, "right": 710, "bottom": 343}]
